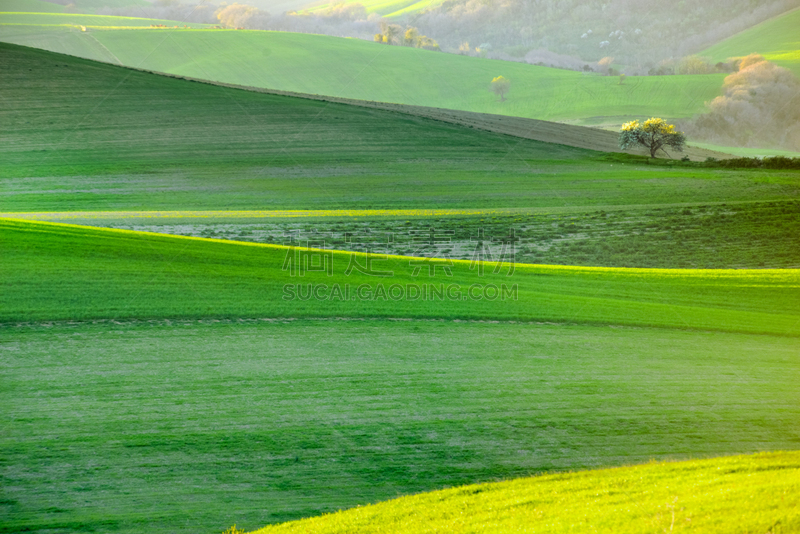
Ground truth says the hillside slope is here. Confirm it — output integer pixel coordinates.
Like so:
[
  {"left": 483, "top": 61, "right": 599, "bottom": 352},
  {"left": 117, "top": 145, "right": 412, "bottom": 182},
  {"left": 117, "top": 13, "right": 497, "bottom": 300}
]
[
  {"left": 3, "top": 219, "right": 800, "bottom": 335},
  {"left": 251, "top": 451, "right": 800, "bottom": 534},
  {"left": 0, "top": 25, "right": 725, "bottom": 125},
  {"left": 702, "top": 7, "right": 800, "bottom": 77},
  {"left": 8, "top": 42, "right": 785, "bottom": 216}
]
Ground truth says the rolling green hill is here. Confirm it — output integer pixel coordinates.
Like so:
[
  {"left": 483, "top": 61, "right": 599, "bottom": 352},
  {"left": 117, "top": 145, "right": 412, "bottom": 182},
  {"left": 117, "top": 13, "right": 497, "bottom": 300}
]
[
  {"left": 0, "top": 11, "right": 210, "bottom": 28},
  {"left": 3, "top": 219, "right": 800, "bottom": 335},
  {"left": 701, "top": 7, "right": 800, "bottom": 77},
  {"left": 2, "top": 32, "right": 800, "bottom": 534},
  {"left": 2, "top": 219, "right": 799, "bottom": 532},
  {"left": 1, "top": 0, "right": 64, "bottom": 13},
  {"left": 251, "top": 451, "right": 800, "bottom": 533},
  {"left": 304, "top": 0, "right": 442, "bottom": 17},
  {"left": 8, "top": 42, "right": 797, "bottom": 216},
  {"left": 0, "top": 23, "right": 725, "bottom": 125},
  {"left": 4, "top": 320, "right": 798, "bottom": 533},
  {"left": 3, "top": 216, "right": 799, "bottom": 533}
]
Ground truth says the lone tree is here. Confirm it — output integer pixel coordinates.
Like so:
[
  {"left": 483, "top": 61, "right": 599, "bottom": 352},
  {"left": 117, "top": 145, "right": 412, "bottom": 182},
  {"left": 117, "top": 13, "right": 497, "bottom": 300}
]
[
  {"left": 490, "top": 75, "right": 510, "bottom": 101},
  {"left": 619, "top": 118, "right": 686, "bottom": 158}
]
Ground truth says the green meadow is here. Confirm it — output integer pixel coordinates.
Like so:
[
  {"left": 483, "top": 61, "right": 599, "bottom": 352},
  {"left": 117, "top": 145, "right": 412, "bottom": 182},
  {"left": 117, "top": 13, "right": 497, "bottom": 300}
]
[
  {"left": 2, "top": 34, "right": 800, "bottom": 534},
  {"left": 305, "top": 0, "right": 443, "bottom": 17},
  {"left": 0, "top": 12, "right": 209, "bottom": 28},
  {"left": 701, "top": 7, "right": 800, "bottom": 77},
  {"left": 1, "top": 0, "right": 65, "bottom": 13},
  {"left": 3, "top": 43, "right": 799, "bottom": 214},
  {"left": 253, "top": 452, "right": 800, "bottom": 533},
  {"left": 4, "top": 219, "right": 799, "bottom": 335},
  {"left": 44, "top": 200, "right": 799, "bottom": 269},
  {"left": 3, "top": 320, "right": 799, "bottom": 533},
  {"left": 0, "top": 24, "right": 725, "bottom": 124}
]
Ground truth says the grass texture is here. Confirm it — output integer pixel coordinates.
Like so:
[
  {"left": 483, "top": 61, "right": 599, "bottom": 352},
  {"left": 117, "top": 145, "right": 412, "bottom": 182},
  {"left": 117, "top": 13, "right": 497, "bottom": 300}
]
[
  {"left": 2, "top": 218, "right": 800, "bottom": 336},
  {"left": 252, "top": 451, "right": 800, "bottom": 533},
  {"left": 27, "top": 200, "right": 798, "bottom": 269},
  {"left": 0, "top": 26, "right": 725, "bottom": 123},
  {"left": 1, "top": 0, "right": 65, "bottom": 13},
  {"left": 305, "top": 0, "right": 443, "bottom": 17},
  {"left": 3, "top": 43, "right": 800, "bottom": 214},
  {"left": 701, "top": 7, "right": 800, "bottom": 77},
  {"left": 2, "top": 320, "right": 799, "bottom": 533},
  {"left": 0, "top": 12, "right": 208, "bottom": 28}
]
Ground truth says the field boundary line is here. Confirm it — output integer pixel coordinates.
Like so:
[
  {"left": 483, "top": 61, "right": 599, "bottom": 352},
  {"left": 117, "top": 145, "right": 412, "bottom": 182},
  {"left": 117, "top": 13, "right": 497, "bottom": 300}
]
[{"left": 5, "top": 217, "right": 799, "bottom": 277}]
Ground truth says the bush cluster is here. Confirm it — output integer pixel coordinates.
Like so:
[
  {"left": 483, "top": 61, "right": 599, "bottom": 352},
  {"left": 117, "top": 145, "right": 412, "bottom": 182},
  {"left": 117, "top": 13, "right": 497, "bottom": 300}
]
[{"left": 705, "top": 156, "right": 800, "bottom": 169}]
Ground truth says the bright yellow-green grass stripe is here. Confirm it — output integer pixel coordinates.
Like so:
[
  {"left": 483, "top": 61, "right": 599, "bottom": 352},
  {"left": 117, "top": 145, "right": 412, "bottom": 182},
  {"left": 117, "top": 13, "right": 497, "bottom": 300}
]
[
  {"left": 3, "top": 218, "right": 799, "bottom": 334},
  {"left": 250, "top": 451, "right": 800, "bottom": 534},
  {"left": 305, "top": 0, "right": 443, "bottom": 17},
  {"left": 701, "top": 7, "right": 800, "bottom": 77},
  {"left": 0, "top": 209, "right": 513, "bottom": 220}
]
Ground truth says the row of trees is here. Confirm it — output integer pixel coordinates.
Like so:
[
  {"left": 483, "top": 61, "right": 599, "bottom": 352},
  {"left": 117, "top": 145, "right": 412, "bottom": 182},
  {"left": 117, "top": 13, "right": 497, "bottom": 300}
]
[
  {"left": 405, "top": 0, "right": 800, "bottom": 66},
  {"left": 373, "top": 22, "right": 439, "bottom": 50}
]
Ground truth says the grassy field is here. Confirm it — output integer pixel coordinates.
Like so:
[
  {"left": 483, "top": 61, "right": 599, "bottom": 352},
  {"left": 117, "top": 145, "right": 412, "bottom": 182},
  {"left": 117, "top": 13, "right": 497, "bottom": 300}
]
[
  {"left": 253, "top": 451, "right": 800, "bottom": 533},
  {"left": 3, "top": 219, "right": 800, "bottom": 335},
  {"left": 2, "top": 320, "right": 799, "bottom": 533},
  {"left": 0, "top": 12, "right": 210, "bottom": 28},
  {"left": 4, "top": 43, "right": 800, "bottom": 215},
  {"left": 2, "top": 35, "right": 800, "bottom": 534},
  {"left": 0, "top": 25, "right": 726, "bottom": 124},
  {"left": 1, "top": 0, "right": 65, "bottom": 13},
  {"left": 701, "top": 7, "right": 800, "bottom": 77},
  {"left": 19, "top": 200, "right": 798, "bottom": 269},
  {"left": 304, "top": 0, "right": 442, "bottom": 17}
]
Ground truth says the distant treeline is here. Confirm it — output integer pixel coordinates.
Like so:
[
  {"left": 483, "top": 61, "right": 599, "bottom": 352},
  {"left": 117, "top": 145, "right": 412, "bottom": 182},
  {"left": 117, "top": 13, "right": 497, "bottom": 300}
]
[
  {"left": 407, "top": 0, "right": 800, "bottom": 69},
  {"left": 99, "top": 0, "right": 800, "bottom": 75}
]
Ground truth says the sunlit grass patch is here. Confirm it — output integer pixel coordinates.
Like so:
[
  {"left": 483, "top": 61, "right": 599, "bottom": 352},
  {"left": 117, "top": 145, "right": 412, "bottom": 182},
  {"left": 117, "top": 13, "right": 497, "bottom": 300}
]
[{"left": 250, "top": 451, "right": 800, "bottom": 534}]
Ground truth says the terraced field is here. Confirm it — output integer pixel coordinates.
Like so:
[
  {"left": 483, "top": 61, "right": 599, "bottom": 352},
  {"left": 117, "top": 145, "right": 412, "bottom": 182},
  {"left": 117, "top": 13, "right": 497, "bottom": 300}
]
[{"left": 701, "top": 7, "right": 800, "bottom": 77}]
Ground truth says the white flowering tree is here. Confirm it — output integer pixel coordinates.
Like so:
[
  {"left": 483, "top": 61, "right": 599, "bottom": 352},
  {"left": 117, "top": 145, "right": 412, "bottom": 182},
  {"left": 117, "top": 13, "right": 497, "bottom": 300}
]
[{"left": 619, "top": 118, "right": 686, "bottom": 158}]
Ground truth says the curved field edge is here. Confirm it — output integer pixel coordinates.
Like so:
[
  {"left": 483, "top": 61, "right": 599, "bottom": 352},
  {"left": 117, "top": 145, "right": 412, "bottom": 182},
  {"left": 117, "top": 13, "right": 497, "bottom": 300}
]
[
  {"left": 2, "top": 218, "right": 799, "bottom": 335},
  {"left": 0, "top": 37, "right": 732, "bottom": 160},
  {"left": 5, "top": 217, "right": 798, "bottom": 277},
  {"left": 249, "top": 451, "right": 800, "bottom": 534},
  {"left": 0, "top": 28, "right": 732, "bottom": 144},
  {"left": 700, "top": 7, "right": 800, "bottom": 77}
]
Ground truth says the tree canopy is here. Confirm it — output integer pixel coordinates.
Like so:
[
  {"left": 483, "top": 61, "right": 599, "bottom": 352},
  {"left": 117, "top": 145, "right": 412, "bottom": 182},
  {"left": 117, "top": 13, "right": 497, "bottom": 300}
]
[{"left": 619, "top": 118, "right": 686, "bottom": 158}]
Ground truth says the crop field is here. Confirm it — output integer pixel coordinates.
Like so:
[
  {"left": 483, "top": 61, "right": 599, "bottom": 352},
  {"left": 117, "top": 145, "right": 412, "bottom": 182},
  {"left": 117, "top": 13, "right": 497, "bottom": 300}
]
[
  {"left": 9, "top": 200, "right": 800, "bottom": 269},
  {"left": 4, "top": 219, "right": 800, "bottom": 335},
  {"left": 4, "top": 43, "right": 800, "bottom": 214},
  {"left": 2, "top": 37, "right": 800, "bottom": 534},
  {"left": 0, "top": 12, "right": 209, "bottom": 29},
  {"left": 304, "top": 0, "right": 442, "bottom": 17},
  {"left": 3, "top": 320, "right": 799, "bottom": 533},
  {"left": 2, "top": 0, "right": 65, "bottom": 13},
  {"left": 251, "top": 451, "right": 800, "bottom": 533},
  {"left": 701, "top": 7, "right": 800, "bottom": 77},
  {"left": 0, "top": 25, "right": 725, "bottom": 124}
]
